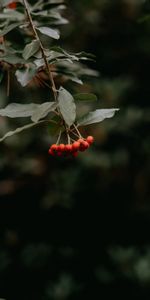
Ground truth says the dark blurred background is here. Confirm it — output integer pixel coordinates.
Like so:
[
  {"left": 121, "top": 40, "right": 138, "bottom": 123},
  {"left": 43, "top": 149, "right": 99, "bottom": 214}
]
[{"left": 0, "top": 0, "right": 150, "bottom": 299}]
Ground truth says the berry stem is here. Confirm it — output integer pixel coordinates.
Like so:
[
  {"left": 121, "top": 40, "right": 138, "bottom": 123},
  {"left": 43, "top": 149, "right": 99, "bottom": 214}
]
[
  {"left": 72, "top": 123, "right": 83, "bottom": 138},
  {"left": 56, "top": 130, "right": 62, "bottom": 145},
  {"left": 69, "top": 129, "right": 79, "bottom": 139},
  {"left": 67, "top": 133, "right": 71, "bottom": 144}
]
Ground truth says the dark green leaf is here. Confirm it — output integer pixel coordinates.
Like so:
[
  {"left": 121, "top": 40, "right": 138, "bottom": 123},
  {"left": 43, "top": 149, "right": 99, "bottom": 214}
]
[
  {"left": 58, "top": 87, "right": 76, "bottom": 127},
  {"left": 74, "top": 93, "right": 97, "bottom": 102},
  {"left": 23, "top": 40, "right": 40, "bottom": 60},
  {"left": 2, "top": 54, "right": 25, "bottom": 64},
  {"left": 36, "top": 27, "right": 60, "bottom": 40},
  {"left": 78, "top": 109, "right": 119, "bottom": 126},
  {"left": 0, "top": 22, "right": 21, "bottom": 36},
  {"left": 47, "top": 115, "right": 63, "bottom": 136}
]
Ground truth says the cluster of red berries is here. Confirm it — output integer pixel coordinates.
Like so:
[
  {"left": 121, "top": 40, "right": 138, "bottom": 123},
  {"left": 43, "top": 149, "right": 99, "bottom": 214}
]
[{"left": 48, "top": 136, "right": 94, "bottom": 158}]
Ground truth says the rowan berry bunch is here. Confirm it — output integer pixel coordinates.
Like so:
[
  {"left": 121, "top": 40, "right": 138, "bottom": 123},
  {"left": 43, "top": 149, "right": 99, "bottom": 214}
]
[{"left": 48, "top": 136, "right": 94, "bottom": 158}]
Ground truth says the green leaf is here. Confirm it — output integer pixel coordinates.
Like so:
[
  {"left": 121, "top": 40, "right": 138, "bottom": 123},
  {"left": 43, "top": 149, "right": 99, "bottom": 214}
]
[
  {"left": 1, "top": 0, "right": 11, "bottom": 5},
  {"left": 31, "top": 11, "right": 48, "bottom": 17},
  {"left": 33, "top": 48, "right": 80, "bottom": 68},
  {"left": 31, "top": 102, "right": 57, "bottom": 123},
  {"left": 49, "top": 46, "right": 79, "bottom": 61},
  {"left": 34, "top": 55, "right": 74, "bottom": 68},
  {"left": 0, "top": 11, "right": 24, "bottom": 21},
  {"left": 1, "top": 0, "right": 17, "bottom": 5},
  {"left": 36, "top": 27, "right": 60, "bottom": 40},
  {"left": 70, "top": 77, "right": 83, "bottom": 85},
  {"left": 0, "top": 102, "right": 57, "bottom": 122},
  {"left": 74, "top": 93, "right": 97, "bottom": 102},
  {"left": 46, "top": 0, "right": 65, "bottom": 4},
  {"left": 76, "top": 51, "right": 96, "bottom": 61},
  {"left": 23, "top": 40, "right": 40, "bottom": 60},
  {"left": 15, "top": 66, "right": 37, "bottom": 87},
  {"left": 78, "top": 109, "right": 119, "bottom": 126},
  {"left": 0, "top": 122, "right": 44, "bottom": 143},
  {"left": 0, "top": 22, "right": 21, "bottom": 37},
  {"left": 58, "top": 87, "right": 76, "bottom": 127},
  {"left": 50, "top": 17, "right": 69, "bottom": 25},
  {"left": 0, "top": 103, "right": 39, "bottom": 118},
  {"left": 2, "top": 54, "right": 25, "bottom": 64},
  {"left": 49, "top": 46, "right": 67, "bottom": 54}
]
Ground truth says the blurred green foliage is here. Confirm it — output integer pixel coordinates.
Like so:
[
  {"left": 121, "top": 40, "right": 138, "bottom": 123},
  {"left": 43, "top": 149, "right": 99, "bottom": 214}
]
[{"left": 0, "top": 0, "right": 150, "bottom": 299}]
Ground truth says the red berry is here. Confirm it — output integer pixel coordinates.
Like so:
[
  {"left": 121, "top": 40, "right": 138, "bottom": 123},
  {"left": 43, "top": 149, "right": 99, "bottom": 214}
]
[
  {"left": 51, "top": 144, "right": 58, "bottom": 151},
  {"left": 83, "top": 141, "right": 89, "bottom": 149},
  {"left": 79, "top": 140, "right": 89, "bottom": 152},
  {"left": 72, "top": 141, "right": 80, "bottom": 151},
  {"left": 7, "top": 2, "right": 17, "bottom": 9},
  {"left": 50, "top": 144, "right": 58, "bottom": 156},
  {"left": 48, "top": 148, "right": 55, "bottom": 156},
  {"left": 58, "top": 143, "right": 65, "bottom": 152},
  {"left": 65, "top": 144, "right": 72, "bottom": 152},
  {"left": 86, "top": 136, "right": 94, "bottom": 145},
  {"left": 77, "top": 138, "right": 83, "bottom": 144},
  {"left": 77, "top": 138, "right": 84, "bottom": 150}
]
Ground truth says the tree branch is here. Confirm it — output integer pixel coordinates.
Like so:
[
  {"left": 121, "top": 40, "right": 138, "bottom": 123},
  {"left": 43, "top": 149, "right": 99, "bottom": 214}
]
[{"left": 22, "top": 0, "right": 58, "bottom": 101}]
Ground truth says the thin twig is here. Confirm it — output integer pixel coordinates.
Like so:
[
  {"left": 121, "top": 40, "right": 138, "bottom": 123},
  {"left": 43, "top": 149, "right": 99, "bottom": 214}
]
[
  {"left": 67, "top": 133, "right": 71, "bottom": 144},
  {"left": 72, "top": 123, "right": 82, "bottom": 138},
  {"left": 69, "top": 129, "right": 79, "bottom": 139},
  {"left": 22, "top": 0, "right": 58, "bottom": 101},
  {"left": 36, "top": 74, "right": 51, "bottom": 89},
  {"left": 56, "top": 130, "right": 62, "bottom": 144},
  {"left": 7, "top": 70, "right": 10, "bottom": 97}
]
